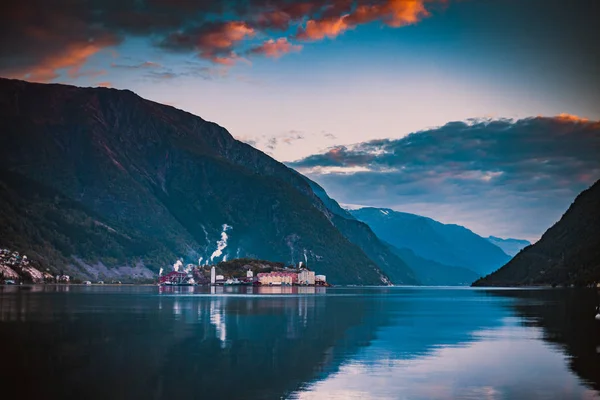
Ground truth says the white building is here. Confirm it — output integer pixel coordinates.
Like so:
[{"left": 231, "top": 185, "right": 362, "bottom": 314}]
[
  {"left": 315, "top": 275, "right": 326, "bottom": 283},
  {"left": 210, "top": 266, "right": 216, "bottom": 285},
  {"left": 246, "top": 269, "right": 254, "bottom": 278},
  {"left": 298, "top": 269, "right": 315, "bottom": 285}
]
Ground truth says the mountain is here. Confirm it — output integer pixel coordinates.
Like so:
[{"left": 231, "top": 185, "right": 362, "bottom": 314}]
[
  {"left": 0, "top": 78, "right": 391, "bottom": 284},
  {"left": 305, "top": 179, "right": 418, "bottom": 284},
  {"left": 349, "top": 208, "right": 511, "bottom": 276},
  {"left": 387, "top": 245, "right": 481, "bottom": 286},
  {"left": 305, "top": 181, "right": 472, "bottom": 285},
  {"left": 473, "top": 180, "right": 600, "bottom": 287},
  {"left": 486, "top": 236, "right": 531, "bottom": 257}
]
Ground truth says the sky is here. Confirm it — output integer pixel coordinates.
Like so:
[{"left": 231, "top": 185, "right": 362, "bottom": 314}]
[
  {"left": 1, "top": 0, "right": 599, "bottom": 240},
  {"left": 290, "top": 116, "right": 600, "bottom": 241}
]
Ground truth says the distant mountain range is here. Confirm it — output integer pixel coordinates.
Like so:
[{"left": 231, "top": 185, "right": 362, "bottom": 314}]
[
  {"left": 349, "top": 208, "right": 513, "bottom": 284},
  {"left": 0, "top": 78, "right": 412, "bottom": 285},
  {"left": 305, "top": 179, "right": 418, "bottom": 284},
  {"left": 473, "top": 180, "right": 600, "bottom": 287},
  {"left": 386, "top": 246, "right": 481, "bottom": 286},
  {"left": 486, "top": 236, "right": 531, "bottom": 256}
]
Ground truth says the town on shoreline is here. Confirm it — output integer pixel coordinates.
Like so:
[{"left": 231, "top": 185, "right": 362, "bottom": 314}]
[
  {"left": 159, "top": 259, "right": 330, "bottom": 287},
  {"left": 1, "top": 250, "right": 331, "bottom": 287}
]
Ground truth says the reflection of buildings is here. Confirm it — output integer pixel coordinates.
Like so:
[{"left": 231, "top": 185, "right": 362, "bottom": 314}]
[{"left": 210, "top": 298, "right": 227, "bottom": 348}]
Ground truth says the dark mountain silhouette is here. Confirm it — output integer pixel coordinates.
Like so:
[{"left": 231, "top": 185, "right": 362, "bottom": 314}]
[
  {"left": 0, "top": 78, "right": 393, "bottom": 284},
  {"left": 473, "top": 180, "right": 600, "bottom": 287},
  {"left": 350, "top": 208, "right": 511, "bottom": 277},
  {"left": 486, "top": 236, "right": 531, "bottom": 257}
]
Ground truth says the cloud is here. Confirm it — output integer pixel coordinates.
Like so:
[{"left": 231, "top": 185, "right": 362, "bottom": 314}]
[
  {"left": 237, "top": 129, "right": 332, "bottom": 154},
  {"left": 0, "top": 0, "right": 444, "bottom": 81},
  {"left": 253, "top": 9, "right": 295, "bottom": 30},
  {"left": 0, "top": 0, "right": 123, "bottom": 82},
  {"left": 238, "top": 128, "right": 339, "bottom": 156},
  {"left": 288, "top": 116, "right": 600, "bottom": 240},
  {"left": 145, "top": 71, "right": 178, "bottom": 80},
  {"left": 295, "top": 0, "right": 433, "bottom": 40},
  {"left": 348, "top": 0, "right": 430, "bottom": 27},
  {"left": 160, "top": 21, "right": 255, "bottom": 65},
  {"left": 138, "top": 62, "right": 231, "bottom": 82},
  {"left": 296, "top": 15, "right": 354, "bottom": 40},
  {"left": 259, "top": 130, "right": 306, "bottom": 151},
  {"left": 3, "top": 37, "right": 118, "bottom": 83},
  {"left": 237, "top": 136, "right": 258, "bottom": 147},
  {"left": 96, "top": 81, "right": 112, "bottom": 88},
  {"left": 249, "top": 38, "right": 303, "bottom": 58},
  {"left": 266, "top": 137, "right": 279, "bottom": 151},
  {"left": 110, "top": 61, "right": 162, "bottom": 70}
]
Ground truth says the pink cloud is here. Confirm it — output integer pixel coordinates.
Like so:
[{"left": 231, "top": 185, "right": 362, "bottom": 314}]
[{"left": 249, "top": 38, "right": 303, "bottom": 58}]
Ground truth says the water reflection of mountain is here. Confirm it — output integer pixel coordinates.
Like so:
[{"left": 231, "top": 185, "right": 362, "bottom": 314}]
[
  {"left": 3, "top": 286, "right": 593, "bottom": 400},
  {"left": 293, "top": 288, "right": 599, "bottom": 399},
  {"left": 0, "top": 286, "right": 391, "bottom": 400},
  {"left": 348, "top": 288, "right": 511, "bottom": 361},
  {"left": 153, "top": 287, "right": 516, "bottom": 399},
  {"left": 489, "top": 289, "right": 600, "bottom": 391}
]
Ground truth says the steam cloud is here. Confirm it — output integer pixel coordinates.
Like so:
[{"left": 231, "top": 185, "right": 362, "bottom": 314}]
[
  {"left": 173, "top": 259, "right": 183, "bottom": 272},
  {"left": 210, "top": 224, "right": 232, "bottom": 262}
]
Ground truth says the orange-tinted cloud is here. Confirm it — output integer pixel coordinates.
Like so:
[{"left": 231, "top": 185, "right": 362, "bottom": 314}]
[
  {"left": 0, "top": 0, "right": 121, "bottom": 82},
  {"left": 211, "top": 53, "right": 243, "bottom": 66},
  {"left": 297, "top": 0, "right": 435, "bottom": 41},
  {"left": 199, "top": 21, "right": 255, "bottom": 50},
  {"left": 350, "top": 0, "right": 430, "bottom": 27},
  {"left": 0, "top": 0, "right": 444, "bottom": 79},
  {"left": 96, "top": 81, "right": 112, "bottom": 88},
  {"left": 553, "top": 113, "right": 600, "bottom": 129},
  {"left": 555, "top": 113, "right": 590, "bottom": 123},
  {"left": 161, "top": 21, "right": 255, "bottom": 65},
  {"left": 297, "top": 16, "right": 353, "bottom": 40},
  {"left": 249, "top": 38, "right": 303, "bottom": 58},
  {"left": 6, "top": 38, "right": 117, "bottom": 83}
]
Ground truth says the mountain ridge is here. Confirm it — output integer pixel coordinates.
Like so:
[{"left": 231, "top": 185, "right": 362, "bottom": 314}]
[
  {"left": 304, "top": 179, "right": 418, "bottom": 284},
  {"left": 349, "top": 207, "right": 511, "bottom": 277},
  {"left": 486, "top": 236, "right": 531, "bottom": 257},
  {"left": 0, "top": 78, "right": 393, "bottom": 284}
]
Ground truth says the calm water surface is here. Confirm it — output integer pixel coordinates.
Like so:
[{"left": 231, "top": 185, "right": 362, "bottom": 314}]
[{"left": 0, "top": 285, "right": 599, "bottom": 400}]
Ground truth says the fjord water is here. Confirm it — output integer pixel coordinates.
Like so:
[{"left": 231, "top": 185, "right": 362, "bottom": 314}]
[{"left": 0, "top": 286, "right": 598, "bottom": 400}]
